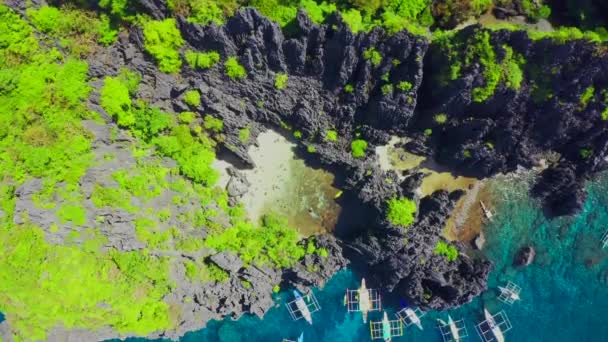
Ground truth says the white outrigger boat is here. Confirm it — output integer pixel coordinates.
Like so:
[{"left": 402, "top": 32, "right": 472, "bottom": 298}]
[
  {"left": 437, "top": 315, "right": 468, "bottom": 342},
  {"left": 382, "top": 312, "right": 392, "bottom": 342},
  {"left": 294, "top": 290, "right": 312, "bottom": 325},
  {"left": 498, "top": 285, "right": 520, "bottom": 302},
  {"left": 437, "top": 315, "right": 460, "bottom": 341},
  {"left": 286, "top": 290, "right": 320, "bottom": 325},
  {"left": 344, "top": 278, "right": 381, "bottom": 322},
  {"left": 370, "top": 311, "right": 403, "bottom": 341},
  {"left": 484, "top": 308, "right": 504, "bottom": 342},
  {"left": 402, "top": 307, "right": 423, "bottom": 330},
  {"left": 359, "top": 278, "right": 371, "bottom": 323}
]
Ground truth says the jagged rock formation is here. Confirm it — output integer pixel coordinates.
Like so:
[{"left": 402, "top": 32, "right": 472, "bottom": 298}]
[
  {"left": 8, "top": 0, "right": 608, "bottom": 339},
  {"left": 417, "top": 25, "right": 608, "bottom": 217}
]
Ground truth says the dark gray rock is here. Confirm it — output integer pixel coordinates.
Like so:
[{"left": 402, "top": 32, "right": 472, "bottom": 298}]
[
  {"left": 514, "top": 245, "right": 536, "bottom": 267},
  {"left": 210, "top": 251, "right": 243, "bottom": 273}
]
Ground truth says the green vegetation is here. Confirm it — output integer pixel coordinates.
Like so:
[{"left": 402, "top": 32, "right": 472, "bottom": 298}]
[
  {"left": 424, "top": 128, "right": 433, "bottom": 136},
  {"left": 27, "top": 5, "right": 117, "bottom": 56},
  {"left": 142, "top": 19, "right": 184, "bottom": 73},
  {"left": 294, "top": 130, "right": 303, "bottom": 139},
  {"left": 239, "top": 127, "right": 251, "bottom": 143},
  {"left": 184, "top": 259, "right": 229, "bottom": 283},
  {"left": 351, "top": 139, "right": 368, "bottom": 158},
  {"left": 205, "top": 214, "right": 306, "bottom": 267},
  {"left": 397, "top": 81, "right": 413, "bottom": 92},
  {"left": 386, "top": 197, "right": 417, "bottom": 228},
  {"left": 224, "top": 57, "right": 247, "bottom": 80},
  {"left": 275, "top": 73, "right": 289, "bottom": 89},
  {"left": 204, "top": 115, "right": 224, "bottom": 132},
  {"left": 307, "top": 145, "right": 317, "bottom": 153},
  {"left": 183, "top": 90, "right": 201, "bottom": 107},
  {"left": 344, "top": 84, "right": 354, "bottom": 93},
  {"left": 185, "top": 50, "right": 220, "bottom": 69},
  {"left": 381, "top": 84, "right": 394, "bottom": 95},
  {"left": 434, "top": 241, "right": 458, "bottom": 261},
  {"left": 325, "top": 130, "right": 338, "bottom": 142},
  {"left": 579, "top": 85, "right": 595, "bottom": 111},
  {"left": 179, "top": 111, "right": 197, "bottom": 124},
  {"left": 363, "top": 48, "right": 383, "bottom": 67},
  {"left": 580, "top": 148, "right": 593, "bottom": 159},
  {"left": 436, "top": 29, "right": 526, "bottom": 102},
  {"left": 434, "top": 113, "right": 448, "bottom": 124},
  {"left": 167, "top": 0, "right": 225, "bottom": 25}
]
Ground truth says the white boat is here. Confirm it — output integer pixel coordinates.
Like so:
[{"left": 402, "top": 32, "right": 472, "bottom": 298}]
[
  {"left": 294, "top": 290, "right": 312, "bottom": 325},
  {"left": 382, "top": 312, "right": 392, "bottom": 342},
  {"left": 297, "top": 332, "right": 303, "bottom": 342},
  {"left": 404, "top": 307, "right": 423, "bottom": 330},
  {"left": 448, "top": 315, "right": 460, "bottom": 341},
  {"left": 498, "top": 286, "right": 520, "bottom": 301},
  {"left": 484, "top": 308, "right": 504, "bottom": 342},
  {"left": 359, "top": 278, "right": 371, "bottom": 323}
]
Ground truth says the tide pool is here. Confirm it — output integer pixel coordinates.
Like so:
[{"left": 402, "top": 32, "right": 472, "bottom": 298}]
[{"left": 117, "top": 173, "right": 608, "bottom": 342}]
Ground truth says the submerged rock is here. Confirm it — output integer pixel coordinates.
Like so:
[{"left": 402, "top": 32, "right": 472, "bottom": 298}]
[{"left": 514, "top": 245, "right": 536, "bottom": 267}]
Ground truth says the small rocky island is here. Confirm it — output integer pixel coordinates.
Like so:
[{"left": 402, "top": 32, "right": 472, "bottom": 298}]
[{"left": 1, "top": 0, "right": 608, "bottom": 341}]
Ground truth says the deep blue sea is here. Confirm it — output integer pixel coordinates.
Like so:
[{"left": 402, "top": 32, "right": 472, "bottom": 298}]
[{"left": 117, "top": 173, "right": 608, "bottom": 342}]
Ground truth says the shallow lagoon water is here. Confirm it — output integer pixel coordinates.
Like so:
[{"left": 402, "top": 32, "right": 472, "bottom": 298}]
[{"left": 116, "top": 171, "right": 608, "bottom": 341}]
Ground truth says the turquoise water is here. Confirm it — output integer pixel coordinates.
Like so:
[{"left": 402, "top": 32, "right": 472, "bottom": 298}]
[{"left": 118, "top": 173, "right": 608, "bottom": 341}]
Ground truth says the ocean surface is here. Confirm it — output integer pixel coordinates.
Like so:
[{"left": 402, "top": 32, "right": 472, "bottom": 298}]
[{"left": 117, "top": 173, "right": 608, "bottom": 342}]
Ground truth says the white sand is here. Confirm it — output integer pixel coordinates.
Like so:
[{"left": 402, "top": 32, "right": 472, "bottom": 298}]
[{"left": 213, "top": 130, "right": 340, "bottom": 236}]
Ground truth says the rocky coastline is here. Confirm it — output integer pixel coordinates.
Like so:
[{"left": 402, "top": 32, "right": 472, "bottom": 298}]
[{"left": 4, "top": 1, "right": 608, "bottom": 340}]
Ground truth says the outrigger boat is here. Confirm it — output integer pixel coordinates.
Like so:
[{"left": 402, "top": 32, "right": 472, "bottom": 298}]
[
  {"left": 382, "top": 312, "right": 392, "bottom": 342},
  {"left": 498, "top": 285, "right": 520, "bottom": 302},
  {"left": 402, "top": 307, "right": 423, "bottom": 330},
  {"left": 438, "top": 315, "right": 461, "bottom": 342},
  {"left": 359, "top": 278, "right": 371, "bottom": 323},
  {"left": 294, "top": 290, "right": 313, "bottom": 325},
  {"left": 484, "top": 308, "right": 505, "bottom": 342},
  {"left": 437, "top": 314, "right": 468, "bottom": 342}
]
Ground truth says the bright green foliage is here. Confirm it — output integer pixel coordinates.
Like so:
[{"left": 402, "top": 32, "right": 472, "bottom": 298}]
[
  {"left": 386, "top": 197, "right": 417, "bottom": 227},
  {"left": 341, "top": 9, "right": 365, "bottom": 33},
  {"left": 184, "top": 259, "right": 230, "bottom": 283},
  {"left": 397, "top": 81, "right": 413, "bottom": 92},
  {"left": 579, "top": 86, "right": 595, "bottom": 110},
  {"left": 185, "top": 50, "right": 220, "bottom": 69},
  {"left": 153, "top": 125, "right": 219, "bottom": 185},
  {"left": 424, "top": 128, "right": 432, "bottom": 136},
  {"left": 131, "top": 101, "right": 173, "bottom": 141},
  {"left": 363, "top": 48, "right": 382, "bottom": 66},
  {"left": 179, "top": 111, "right": 197, "bottom": 124},
  {"left": 275, "top": 73, "right": 289, "bottom": 90},
  {"left": 99, "top": 0, "right": 132, "bottom": 18},
  {"left": 204, "top": 115, "right": 224, "bottom": 132},
  {"left": 307, "top": 145, "right": 317, "bottom": 153},
  {"left": 324, "top": 130, "right": 338, "bottom": 142},
  {"left": 434, "top": 241, "right": 458, "bottom": 261},
  {"left": 167, "top": 0, "right": 225, "bottom": 25},
  {"left": 135, "top": 218, "right": 171, "bottom": 249},
  {"left": 27, "top": 5, "right": 117, "bottom": 55},
  {"left": 0, "top": 225, "right": 175, "bottom": 340},
  {"left": 293, "top": 131, "right": 303, "bottom": 139},
  {"left": 381, "top": 84, "right": 394, "bottom": 95},
  {"left": 143, "top": 19, "right": 184, "bottom": 73},
  {"left": 101, "top": 76, "right": 135, "bottom": 127},
  {"left": 299, "top": 0, "right": 336, "bottom": 24},
  {"left": 112, "top": 160, "right": 169, "bottom": 200},
  {"left": 434, "top": 113, "right": 448, "bottom": 124},
  {"left": 91, "top": 185, "right": 136, "bottom": 212},
  {"left": 351, "top": 139, "right": 368, "bottom": 158},
  {"left": 225, "top": 57, "right": 247, "bottom": 80},
  {"left": 471, "top": 31, "right": 500, "bottom": 102},
  {"left": 205, "top": 214, "right": 306, "bottom": 268},
  {"left": 57, "top": 204, "right": 87, "bottom": 226},
  {"left": 502, "top": 45, "right": 525, "bottom": 90},
  {"left": 183, "top": 90, "right": 201, "bottom": 107},
  {"left": 344, "top": 84, "right": 354, "bottom": 93},
  {"left": 239, "top": 127, "right": 251, "bottom": 143}
]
